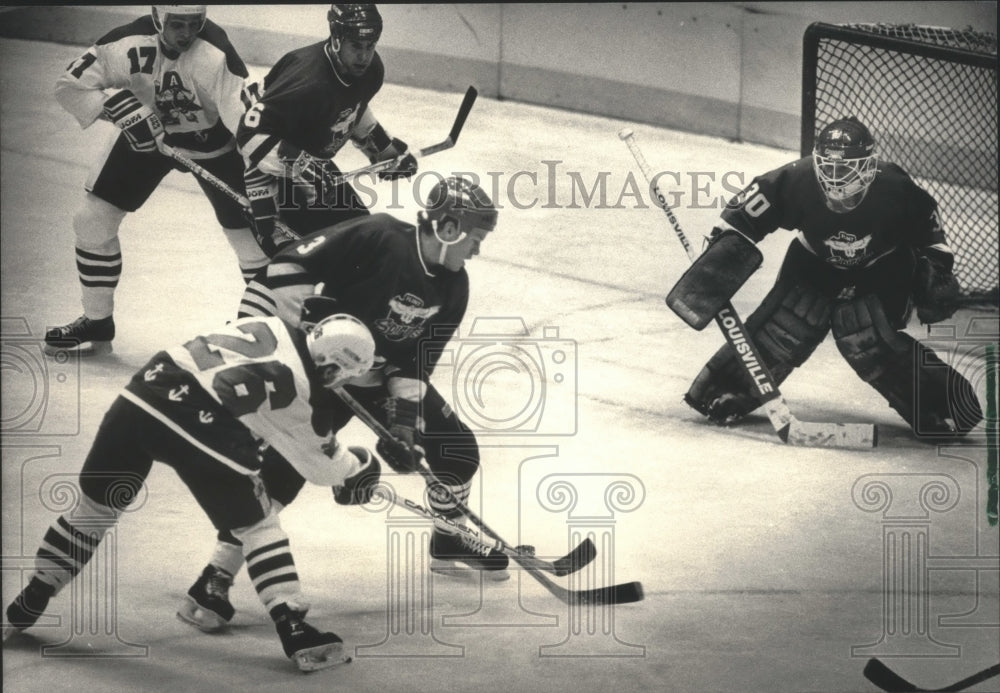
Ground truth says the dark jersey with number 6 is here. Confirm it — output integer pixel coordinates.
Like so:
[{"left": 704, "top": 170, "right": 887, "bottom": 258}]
[{"left": 719, "top": 157, "right": 948, "bottom": 270}]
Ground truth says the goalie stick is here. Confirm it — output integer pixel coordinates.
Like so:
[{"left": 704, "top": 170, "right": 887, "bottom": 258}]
[
  {"left": 863, "top": 658, "right": 1000, "bottom": 692},
  {"left": 160, "top": 85, "right": 479, "bottom": 211},
  {"left": 618, "top": 128, "right": 877, "bottom": 450},
  {"left": 373, "top": 485, "right": 643, "bottom": 606},
  {"left": 331, "top": 386, "right": 597, "bottom": 578}
]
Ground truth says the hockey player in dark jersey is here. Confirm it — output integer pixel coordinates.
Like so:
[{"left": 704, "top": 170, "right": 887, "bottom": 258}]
[
  {"left": 239, "top": 3, "right": 417, "bottom": 255},
  {"left": 177, "top": 175, "right": 508, "bottom": 633},
  {"left": 4, "top": 312, "right": 383, "bottom": 672},
  {"left": 45, "top": 5, "right": 270, "bottom": 356},
  {"left": 674, "top": 116, "right": 981, "bottom": 440}
]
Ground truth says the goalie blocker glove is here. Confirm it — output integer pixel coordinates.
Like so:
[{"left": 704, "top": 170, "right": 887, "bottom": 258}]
[{"left": 102, "top": 90, "right": 164, "bottom": 153}]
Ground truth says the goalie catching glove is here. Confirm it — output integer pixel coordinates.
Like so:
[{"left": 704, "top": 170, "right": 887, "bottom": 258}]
[
  {"left": 331, "top": 446, "right": 382, "bottom": 505},
  {"left": 913, "top": 250, "right": 961, "bottom": 325},
  {"left": 103, "top": 90, "right": 164, "bottom": 153},
  {"left": 376, "top": 397, "right": 422, "bottom": 473}
]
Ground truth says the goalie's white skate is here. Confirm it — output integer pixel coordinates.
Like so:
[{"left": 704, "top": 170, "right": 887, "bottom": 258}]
[{"left": 271, "top": 602, "right": 352, "bottom": 673}]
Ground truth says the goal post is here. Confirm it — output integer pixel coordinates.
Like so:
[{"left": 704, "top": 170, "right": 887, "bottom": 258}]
[{"left": 801, "top": 22, "right": 998, "bottom": 304}]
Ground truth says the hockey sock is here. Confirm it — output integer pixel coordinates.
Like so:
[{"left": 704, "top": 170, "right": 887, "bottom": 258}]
[
  {"left": 33, "top": 494, "right": 119, "bottom": 594},
  {"left": 232, "top": 511, "right": 301, "bottom": 610},
  {"left": 77, "top": 246, "right": 120, "bottom": 319},
  {"left": 220, "top": 226, "right": 269, "bottom": 283},
  {"left": 426, "top": 477, "right": 472, "bottom": 520},
  {"left": 210, "top": 539, "right": 246, "bottom": 577}
]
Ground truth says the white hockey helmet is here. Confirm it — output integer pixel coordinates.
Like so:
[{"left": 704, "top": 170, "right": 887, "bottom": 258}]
[
  {"left": 812, "top": 116, "right": 878, "bottom": 213},
  {"left": 151, "top": 5, "right": 207, "bottom": 35},
  {"left": 306, "top": 314, "right": 376, "bottom": 389}
]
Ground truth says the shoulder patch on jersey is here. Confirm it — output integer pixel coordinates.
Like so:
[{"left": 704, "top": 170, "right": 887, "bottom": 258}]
[
  {"left": 96, "top": 15, "right": 156, "bottom": 45},
  {"left": 198, "top": 19, "right": 249, "bottom": 78}
]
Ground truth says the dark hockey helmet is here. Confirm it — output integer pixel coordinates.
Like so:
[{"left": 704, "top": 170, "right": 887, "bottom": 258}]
[
  {"left": 151, "top": 5, "right": 207, "bottom": 35},
  {"left": 812, "top": 116, "right": 878, "bottom": 213},
  {"left": 328, "top": 4, "right": 383, "bottom": 42},
  {"left": 422, "top": 176, "right": 498, "bottom": 234}
]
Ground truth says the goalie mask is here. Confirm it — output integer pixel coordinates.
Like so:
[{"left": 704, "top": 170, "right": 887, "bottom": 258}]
[
  {"left": 812, "top": 117, "right": 878, "bottom": 213},
  {"left": 307, "top": 314, "right": 376, "bottom": 390}
]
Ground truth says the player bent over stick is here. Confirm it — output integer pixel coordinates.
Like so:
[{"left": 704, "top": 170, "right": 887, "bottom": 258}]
[
  {"left": 4, "top": 311, "right": 383, "bottom": 672},
  {"left": 240, "top": 3, "right": 418, "bottom": 256},
  {"left": 176, "top": 175, "right": 512, "bottom": 633},
  {"left": 671, "top": 117, "right": 982, "bottom": 441},
  {"left": 46, "top": 5, "right": 271, "bottom": 356}
]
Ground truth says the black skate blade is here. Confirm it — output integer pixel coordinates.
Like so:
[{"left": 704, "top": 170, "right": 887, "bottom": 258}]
[{"left": 292, "top": 642, "right": 352, "bottom": 672}]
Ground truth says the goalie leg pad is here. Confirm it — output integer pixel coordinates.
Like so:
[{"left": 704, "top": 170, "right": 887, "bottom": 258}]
[
  {"left": 832, "top": 295, "right": 982, "bottom": 436},
  {"left": 685, "top": 280, "right": 831, "bottom": 423},
  {"left": 666, "top": 229, "right": 763, "bottom": 330},
  {"left": 832, "top": 294, "right": 910, "bottom": 382}
]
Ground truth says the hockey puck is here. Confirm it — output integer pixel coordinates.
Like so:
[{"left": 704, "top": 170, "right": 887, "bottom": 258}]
[{"left": 514, "top": 545, "right": 536, "bottom": 556}]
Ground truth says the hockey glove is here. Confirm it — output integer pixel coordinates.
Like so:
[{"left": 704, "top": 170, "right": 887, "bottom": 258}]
[
  {"left": 376, "top": 397, "right": 422, "bottom": 473},
  {"left": 376, "top": 138, "right": 418, "bottom": 181},
  {"left": 332, "top": 447, "right": 382, "bottom": 506},
  {"left": 913, "top": 254, "right": 961, "bottom": 324},
  {"left": 103, "top": 90, "right": 164, "bottom": 153}
]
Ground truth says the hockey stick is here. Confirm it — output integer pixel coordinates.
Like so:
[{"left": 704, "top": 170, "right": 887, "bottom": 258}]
[
  {"left": 618, "top": 128, "right": 877, "bottom": 450},
  {"left": 372, "top": 484, "right": 643, "bottom": 606},
  {"left": 161, "top": 143, "right": 250, "bottom": 208},
  {"left": 335, "top": 85, "right": 479, "bottom": 183},
  {"left": 161, "top": 85, "right": 479, "bottom": 208},
  {"left": 863, "top": 658, "right": 1000, "bottom": 692},
  {"left": 331, "top": 386, "right": 597, "bottom": 577}
]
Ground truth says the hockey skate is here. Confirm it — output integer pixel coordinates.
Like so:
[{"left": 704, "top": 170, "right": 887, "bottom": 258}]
[
  {"left": 271, "top": 602, "right": 351, "bottom": 673},
  {"left": 176, "top": 564, "right": 235, "bottom": 632},
  {"left": 43, "top": 315, "right": 115, "bottom": 356},
  {"left": 430, "top": 526, "right": 510, "bottom": 581},
  {"left": 3, "top": 577, "right": 55, "bottom": 641}
]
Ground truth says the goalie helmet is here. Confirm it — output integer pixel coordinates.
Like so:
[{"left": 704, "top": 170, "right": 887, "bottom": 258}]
[
  {"left": 328, "top": 4, "right": 383, "bottom": 42},
  {"left": 812, "top": 116, "right": 878, "bottom": 213},
  {"left": 422, "top": 176, "right": 498, "bottom": 234},
  {"left": 151, "top": 5, "right": 207, "bottom": 34},
  {"left": 307, "top": 314, "right": 376, "bottom": 390}
]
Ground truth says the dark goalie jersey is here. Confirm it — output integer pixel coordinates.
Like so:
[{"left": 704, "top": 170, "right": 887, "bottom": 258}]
[
  {"left": 241, "top": 213, "right": 469, "bottom": 383},
  {"left": 720, "top": 157, "right": 949, "bottom": 270},
  {"left": 237, "top": 40, "right": 384, "bottom": 164}
]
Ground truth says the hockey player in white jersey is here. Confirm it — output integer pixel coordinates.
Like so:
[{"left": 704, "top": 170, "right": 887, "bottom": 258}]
[
  {"left": 4, "top": 312, "right": 381, "bottom": 672},
  {"left": 46, "top": 5, "right": 270, "bottom": 356}
]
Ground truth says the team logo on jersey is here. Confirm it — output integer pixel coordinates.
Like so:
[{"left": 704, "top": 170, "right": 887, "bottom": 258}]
[
  {"left": 155, "top": 71, "right": 203, "bottom": 126},
  {"left": 823, "top": 231, "right": 872, "bottom": 267},
  {"left": 320, "top": 106, "right": 360, "bottom": 157},
  {"left": 375, "top": 293, "right": 441, "bottom": 341}
]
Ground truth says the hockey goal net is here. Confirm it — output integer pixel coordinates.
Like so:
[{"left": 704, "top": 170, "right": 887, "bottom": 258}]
[{"left": 802, "top": 23, "right": 998, "bottom": 304}]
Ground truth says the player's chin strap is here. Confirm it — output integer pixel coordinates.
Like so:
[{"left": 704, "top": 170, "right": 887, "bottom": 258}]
[{"left": 433, "top": 217, "right": 467, "bottom": 265}]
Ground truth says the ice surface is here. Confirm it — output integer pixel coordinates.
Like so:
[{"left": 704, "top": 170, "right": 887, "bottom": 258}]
[{"left": 2, "top": 37, "right": 998, "bottom": 693}]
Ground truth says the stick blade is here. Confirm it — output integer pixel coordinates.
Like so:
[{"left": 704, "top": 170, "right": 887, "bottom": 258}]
[
  {"left": 571, "top": 581, "right": 645, "bottom": 607},
  {"left": 788, "top": 419, "right": 878, "bottom": 449},
  {"left": 551, "top": 538, "right": 597, "bottom": 577},
  {"left": 447, "top": 85, "right": 478, "bottom": 144},
  {"left": 863, "top": 658, "right": 918, "bottom": 692}
]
